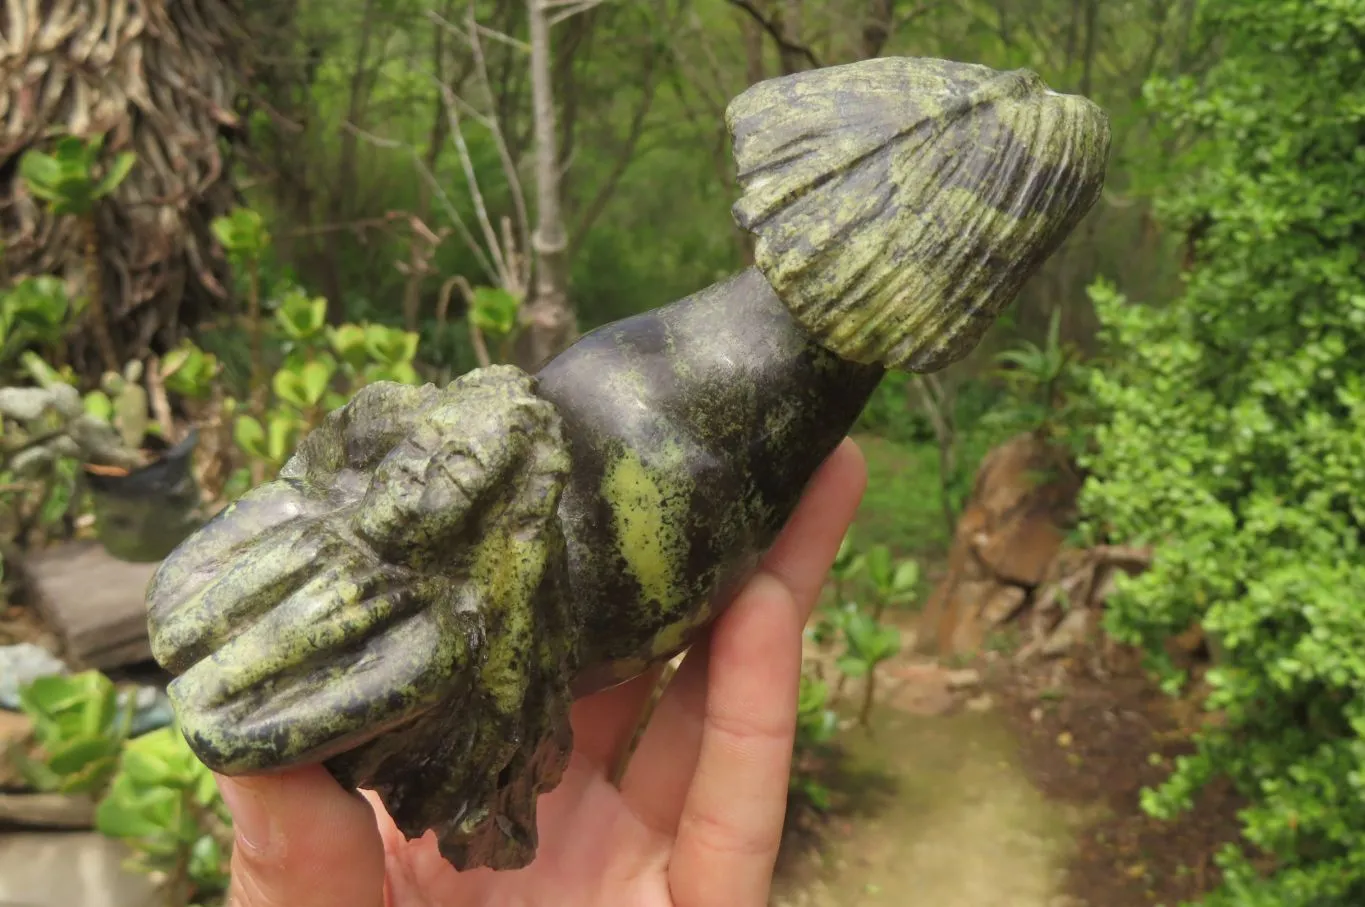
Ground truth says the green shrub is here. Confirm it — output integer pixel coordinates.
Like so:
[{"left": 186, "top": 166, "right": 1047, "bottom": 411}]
[
  {"left": 1080, "top": 2, "right": 1365, "bottom": 903},
  {"left": 10, "top": 672, "right": 231, "bottom": 906},
  {"left": 12, "top": 671, "right": 134, "bottom": 795},
  {"left": 855, "top": 372, "right": 933, "bottom": 445}
]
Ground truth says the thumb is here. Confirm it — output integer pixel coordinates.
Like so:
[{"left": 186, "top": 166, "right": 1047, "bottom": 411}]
[{"left": 218, "top": 766, "right": 386, "bottom": 907}]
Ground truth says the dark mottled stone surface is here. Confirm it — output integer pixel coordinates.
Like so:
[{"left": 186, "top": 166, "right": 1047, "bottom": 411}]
[
  {"left": 728, "top": 57, "right": 1110, "bottom": 372},
  {"left": 148, "top": 368, "right": 577, "bottom": 870},
  {"left": 536, "top": 268, "right": 883, "bottom": 695},
  {"left": 144, "top": 55, "right": 1111, "bottom": 875}
]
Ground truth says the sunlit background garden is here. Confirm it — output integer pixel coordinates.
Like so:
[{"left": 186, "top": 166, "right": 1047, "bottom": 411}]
[{"left": 1, "top": 0, "right": 1361, "bottom": 905}]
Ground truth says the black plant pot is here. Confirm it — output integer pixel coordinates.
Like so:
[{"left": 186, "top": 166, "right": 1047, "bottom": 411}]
[{"left": 84, "top": 430, "right": 204, "bottom": 563}]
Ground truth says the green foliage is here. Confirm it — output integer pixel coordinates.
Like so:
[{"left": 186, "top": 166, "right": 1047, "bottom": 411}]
[
  {"left": 838, "top": 608, "right": 902, "bottom": 728},
  {"left": 983, "top": 307, "right": 1095, "bottom": 455},
  {"left": 210, "top": 207, "right": 270, "bottom": 266},
  {"left": 853, "top": 434, "right": 955, "bottom": 556},
  {"left": 228, "top": 278, "right": 422, "bottom": 473},
  {"left": 161, "top": 341, "right": 222, "bottom": 400},
  {"left": 836, "top": 612, "right": 902, "bottom": 682},
  {"left": 862, "top": 543, "right": 922, "bottom": 619},
  {"left": 1080, "top": 2, "right": 1365, "bottom": 903},
  {"left": 790, "top": 673, "right": 839, "bottom": 810},
  {"left": 12, "top": 671, "right": 134, "bottom": 795},
  {"left": 10, "top": 671, "right": 231, "bottom": 906},
  {"left": 19, "top": 134, "right": 135, "bottom": 216},
  {"left": 469, "top": 286, "right": 521, "bottom": 341},
  {"left": 87, "top": 361, "right": 152, "bottom": 448},
  {"left": 97, "top": 727, "right": 232, "bottom": 903},
  {"left": 856, "top": 373, "right": 933, "bottom": 445},
  {"left": 0, "top": 276, "right": 74, "bottom": 371},
  {"left": 810, "top": 530, "right": 911, "bottom": 728}
]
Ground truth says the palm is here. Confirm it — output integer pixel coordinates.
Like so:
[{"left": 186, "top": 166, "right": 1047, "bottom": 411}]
[{"left": 374, "top": 673, "right": 685, "bottom": 906}]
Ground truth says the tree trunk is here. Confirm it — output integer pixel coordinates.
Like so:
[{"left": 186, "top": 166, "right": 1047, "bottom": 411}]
[
  {"left": 777, "top": 0, "right": 807, "bottom": 75},
  {"left": 517, "top": 0, "right": 579, "bottom": 371},
  {"left": 862, "top": 0, "right": 894, "bottom": 59}
]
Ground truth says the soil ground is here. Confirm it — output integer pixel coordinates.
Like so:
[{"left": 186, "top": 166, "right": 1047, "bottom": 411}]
[
  {"left": 772, "top": 638, "right": 1245, "bottom": 907},
  {"left": 772, "top": 705, "right": 1089, "bottom": 907},
  {"left": 997, "top": 650, "right": 1246, "bottom": 907}
]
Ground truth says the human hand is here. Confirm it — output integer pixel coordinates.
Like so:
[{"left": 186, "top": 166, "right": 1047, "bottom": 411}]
[{"left": 216, "top": 438, "right": 867, "bottom": 907}]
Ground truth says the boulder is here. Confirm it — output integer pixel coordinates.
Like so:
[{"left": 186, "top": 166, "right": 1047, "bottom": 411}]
[{"left": 916, "top": 433, "right": 1082, "bottom": 656}]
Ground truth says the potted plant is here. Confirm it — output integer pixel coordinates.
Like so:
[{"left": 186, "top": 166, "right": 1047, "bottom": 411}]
[{"left": 0, "top": 355, "right": 205, "bottom": 562}]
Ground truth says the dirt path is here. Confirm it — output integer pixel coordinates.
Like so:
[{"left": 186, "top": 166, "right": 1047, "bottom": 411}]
[{"left": 773, "top": 704, "right": 1095, "bottom": 907}]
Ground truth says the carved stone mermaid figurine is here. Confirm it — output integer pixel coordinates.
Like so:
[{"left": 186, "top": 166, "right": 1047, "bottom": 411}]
[{"left": 146, "top": 56, "right": 1110, "bottom": 872}]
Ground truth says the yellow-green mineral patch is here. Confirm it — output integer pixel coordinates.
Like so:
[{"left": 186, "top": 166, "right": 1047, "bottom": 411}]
[{"left": 601, "top": 442, "right": 691, "bottom": 612}]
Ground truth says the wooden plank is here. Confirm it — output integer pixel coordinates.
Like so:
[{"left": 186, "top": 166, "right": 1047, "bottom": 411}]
[
  {"left": 25, "top": 543, "right": 158, "bottom": 670},
  {"left": 0, "top": 792, "right": 95, "bottom": 829}
]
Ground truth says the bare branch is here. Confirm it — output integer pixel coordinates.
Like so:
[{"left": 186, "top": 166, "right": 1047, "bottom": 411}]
[
  {"left": 145, "top": 357, "right": 180, "bottom": 445},
  {"left": 548, "top": 0, "right": 607, "bottom": 27},
  {"left": 339, "top": 120, "right": 498, "bottom": 281},
  {"left": 569, "top": 6, "right": 668, "bottom": 250},
  {"left": 435, "top": 78, "right": 513, "bottom": 287},
  {"left": 464, "top": 3, "right": 533, "bottom": 292},
  {"left": 426, "top": 9, "right": 531, "bottom": 55},
  {"left": 723, "top": 0, "right": 821, "bottom": 69}
]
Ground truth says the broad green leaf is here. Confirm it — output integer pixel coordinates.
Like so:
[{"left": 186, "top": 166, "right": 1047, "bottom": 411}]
[
  {"left": 836, "top": 654, "right": 869, "bottom": 679},
  {"left": 90, "top": 152, "right": 136, "bottom": 199},
  {"left": 272, "top": 368, "right": 307, "bottom": 409},
  {"left": 266, "top": 413, "right": 299, "bottom": 463},
  {"left": 275, "top": 290, "right": 327, "bottom": 341},
  {"left": 82, "top": 391, "right": 113, "bottom": 422},
  {"left": 232, "top": 415, "right": 267, "bottom": 460},
  {"left": 891, "top": 560, "right": 921, "bottom": 597},
  {"left": 299, "top": 358, "right": 335, "bottom": 405},
  {"left": 469, "top": 286, "right": 520, "bottom": 337},
  {"left": 865, "top": 545, "right": 893, "bottom": 591},
  {"left": 327, "top": 324, "right": 369, "bottom": 369},
  {"left": 46, "top": 736, "right": 118, "bottom": 776},
  {"left": 95, "top": 794, "right": 169, "bottom": 840},
  {"left": 18, "top": 152, "right": 64, "bottom": 195},
  {"left": 120, "top": 746, "right": 174, "bottom": 787}
]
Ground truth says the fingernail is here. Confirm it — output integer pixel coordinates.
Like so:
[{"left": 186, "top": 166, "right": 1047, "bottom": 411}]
[{"left": 216, "top": 774, "right": 277, "bottom": 856}]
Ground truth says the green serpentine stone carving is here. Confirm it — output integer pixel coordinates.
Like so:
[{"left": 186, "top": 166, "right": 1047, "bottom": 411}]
[{"left": 146, "top": 57, "right": 1110, "bottom": 872}]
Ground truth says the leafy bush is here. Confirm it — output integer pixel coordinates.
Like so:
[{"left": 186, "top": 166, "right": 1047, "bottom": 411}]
[
  {"left": 0, "top": 276, "right": 75, "bottom": 374},
  {"left": 227, "top": 286, "right": 421, "bottom": 473},
  {"left": 1080, "top": 3, "right": 1365, "bottom": 903},
  {"left": 982, "top": 308, "right": 1096, "bottom": 459},
  {"left": 9, "top": 672, "right": 231, "bottom": 906},
  {"left": 97, "top": 727, "right": 232, "bottom": 904},
  {"left": 855, "top": 372, "right": 933, "bottom": 445},
  {"left": 12, "top": 671, "right": 133, "bottom": 795},
  {"left": 790, "top": 674, "right": 839, "bottom": 809}
]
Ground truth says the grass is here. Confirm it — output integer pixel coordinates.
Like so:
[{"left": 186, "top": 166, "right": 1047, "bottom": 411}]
[{"left": 850, "top": 432, "right": 953, "bottom": 560}]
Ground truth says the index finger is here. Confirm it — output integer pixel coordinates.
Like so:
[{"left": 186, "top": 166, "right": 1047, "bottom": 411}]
[{"left": 667, "top": 440, "right": 866, "bottom": 907}]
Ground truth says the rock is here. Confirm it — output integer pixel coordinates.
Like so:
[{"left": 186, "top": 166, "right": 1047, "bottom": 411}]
[
  {"left": 0, "top": 709, "right": 33, "bottom": 789},
  {"left": 889, "top": 667, "right": 956, "bottom": 717},
  {"left": 0, "top": 832, "right": 159, "bottom": 907},
  {"left": 0, "top": 644, "right": 69, "bottom": 710},
  {"left": 1040, "top": 609, "right": 1095, "bottom": 657},
  {"left": 979, "top": 584, "right": 1029, "bottom": 628},
  {"left": 916, "top": 434, "right": 1082, "bottom": 657},
  {"left": 121, "top": 685, "right": 175, "bottom": 737},
  {"left": 0, "top": 646, "right": 173, "bottom": 739},
  {"left": 967, "top": 434, "right": 1081, "bottom": 586},
  {"left": 945, "top": 668, "right": 982, "bottom": 690},
  {"left": 965, "top": 693, "right": 995, "bottom": 712},
  {"left": 0, "top": 792, "right": 96, "bottom": 828},
  {"left": 24, "top": 542, "right": 160, "bottom": 670}
]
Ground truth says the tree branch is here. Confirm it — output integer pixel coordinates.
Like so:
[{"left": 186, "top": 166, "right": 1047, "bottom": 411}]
[{"left": 723, "top": 0, "right": 821, "bottom": 69}]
